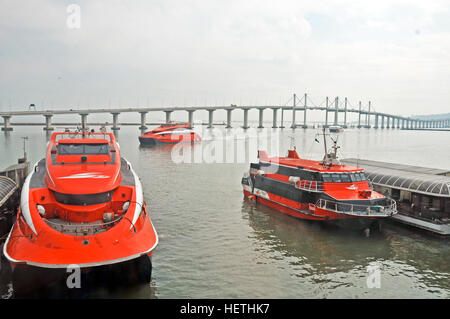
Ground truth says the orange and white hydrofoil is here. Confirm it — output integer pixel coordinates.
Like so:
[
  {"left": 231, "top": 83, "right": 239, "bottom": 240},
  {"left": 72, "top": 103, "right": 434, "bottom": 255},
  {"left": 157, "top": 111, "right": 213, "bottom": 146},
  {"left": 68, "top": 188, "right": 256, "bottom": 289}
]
[
  {"left": 139, "top": 122, "right": 201, "bottom": 145},
  {"left": 3, "top": 130, "right": 158, "bottom": 281},
  {"left": 241, "top": 129, "right": 397, "bottom": 233}
]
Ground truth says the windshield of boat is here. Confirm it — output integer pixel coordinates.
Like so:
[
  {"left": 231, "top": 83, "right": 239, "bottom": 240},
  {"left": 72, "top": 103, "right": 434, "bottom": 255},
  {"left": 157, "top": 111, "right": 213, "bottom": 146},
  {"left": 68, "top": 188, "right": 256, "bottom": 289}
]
[
  {"left": 57, "top": 143, "right": 109, "bottom": 155},
  {"left": 321, "top": 172, "right": 366, "bottom": 183}
]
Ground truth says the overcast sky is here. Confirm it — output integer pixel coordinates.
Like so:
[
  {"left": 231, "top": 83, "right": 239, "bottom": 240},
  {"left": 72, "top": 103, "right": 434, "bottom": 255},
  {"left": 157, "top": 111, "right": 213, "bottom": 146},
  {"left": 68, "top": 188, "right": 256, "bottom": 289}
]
[{"left": 1, "top": 0, "right": 450, "bottom": 117}]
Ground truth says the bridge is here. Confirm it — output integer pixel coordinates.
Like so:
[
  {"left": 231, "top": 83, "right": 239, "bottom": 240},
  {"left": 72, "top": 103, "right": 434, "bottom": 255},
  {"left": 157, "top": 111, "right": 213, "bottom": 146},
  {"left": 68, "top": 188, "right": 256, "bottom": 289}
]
[{"left": 1, "top": 93, "right": 449, "bottom": 131}]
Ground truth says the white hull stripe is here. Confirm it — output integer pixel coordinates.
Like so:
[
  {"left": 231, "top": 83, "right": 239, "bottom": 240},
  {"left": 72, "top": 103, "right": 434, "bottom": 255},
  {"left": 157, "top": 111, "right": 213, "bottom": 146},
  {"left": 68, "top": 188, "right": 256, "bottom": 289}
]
[
  {"left": 21, "top": 162, "right": 38, "bottom": 235},
  {"left": 124, "top": 159, "right": 144, "bottom": 229}
]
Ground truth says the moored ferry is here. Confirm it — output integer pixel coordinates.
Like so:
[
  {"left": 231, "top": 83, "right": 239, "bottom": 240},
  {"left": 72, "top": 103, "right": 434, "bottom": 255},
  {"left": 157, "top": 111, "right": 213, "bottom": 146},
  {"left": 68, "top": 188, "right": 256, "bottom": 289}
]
[
  {"left": 139, "top": 122, "right": 201, "bottom": 145},
  {"left": 3, "top": 129, "right": 158, "bottom": 292},
  {"left": 241, "top": 129, "right": 397, "bottom": 232}
]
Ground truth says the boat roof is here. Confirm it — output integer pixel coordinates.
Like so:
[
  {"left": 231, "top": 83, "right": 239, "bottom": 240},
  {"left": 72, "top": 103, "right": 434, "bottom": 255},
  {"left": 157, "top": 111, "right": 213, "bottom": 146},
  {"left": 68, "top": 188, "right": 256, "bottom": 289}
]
[
  {"left": 262, "top": 151, "right": 364, "bottom": 173},
  {"left": 57, "top": 138, "right": 110, "bottom": 144},
  {"left": 342, "top": 158, "right": 450, "bottom": 197},
  {"left": 51, "top": 132, "right": 115, "bottom": 144}
]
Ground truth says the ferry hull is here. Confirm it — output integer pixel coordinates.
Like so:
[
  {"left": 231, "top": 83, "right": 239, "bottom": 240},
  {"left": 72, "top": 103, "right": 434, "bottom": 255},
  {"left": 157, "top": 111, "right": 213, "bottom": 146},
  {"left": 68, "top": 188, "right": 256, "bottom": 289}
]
[
  {"left": 139, "top": 135, "right": 201, "bottom": 145},
  {"left": 4, "top": 203, "right": 157, "bottom": 269},
  {"left": 244, "top": 189, "right": 385, "bottom": 230}
]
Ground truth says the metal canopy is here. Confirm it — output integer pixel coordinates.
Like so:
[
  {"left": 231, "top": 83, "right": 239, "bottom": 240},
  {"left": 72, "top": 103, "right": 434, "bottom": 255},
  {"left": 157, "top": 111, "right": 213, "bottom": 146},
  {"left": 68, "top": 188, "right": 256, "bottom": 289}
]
[
  {"left": 342, "top": 158, "right": 450, "bottom": 176},
  {"left": 342, "top": 158, "right": 450, "bottom": 197},
  {"left": 0, "top": 175, "right": 18, "bottom": 207}
]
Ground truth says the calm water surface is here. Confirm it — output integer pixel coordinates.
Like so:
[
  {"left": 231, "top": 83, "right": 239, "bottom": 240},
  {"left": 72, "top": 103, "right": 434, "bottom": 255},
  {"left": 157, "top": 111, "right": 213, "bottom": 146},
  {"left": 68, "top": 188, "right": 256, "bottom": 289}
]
[{"left": 1, "top": 125, "right": 449, "bottom": 298}]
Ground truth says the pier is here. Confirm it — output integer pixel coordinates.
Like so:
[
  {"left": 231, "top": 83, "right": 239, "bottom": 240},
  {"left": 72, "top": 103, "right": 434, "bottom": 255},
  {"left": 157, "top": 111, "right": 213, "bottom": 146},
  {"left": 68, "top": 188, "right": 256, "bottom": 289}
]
[
  {"left": 1, "top": 94, "right": 449, "bottom": 131},
  {"left": 0, "top": 160, "right": 29, "bottom": 241}
]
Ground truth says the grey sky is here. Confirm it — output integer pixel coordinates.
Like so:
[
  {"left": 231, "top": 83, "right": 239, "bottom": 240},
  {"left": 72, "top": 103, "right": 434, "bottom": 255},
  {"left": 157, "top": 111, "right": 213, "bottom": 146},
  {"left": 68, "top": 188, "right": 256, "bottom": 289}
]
[{"left": 1, "top": 0, "right": 450, "bottom": 119}]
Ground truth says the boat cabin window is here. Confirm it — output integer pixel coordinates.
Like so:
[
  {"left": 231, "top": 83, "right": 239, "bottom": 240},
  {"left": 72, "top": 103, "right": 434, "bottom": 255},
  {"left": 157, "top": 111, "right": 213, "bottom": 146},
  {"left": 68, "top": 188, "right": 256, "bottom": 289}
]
[
  {"left": 321, "top": 172, "right": 367, "bottom": 183},
  {"left": 331, "top": 174, "right": 342, "bottom": 182},
  {"left": 58, "top": 143, "right": 109, "bottom": 155}
]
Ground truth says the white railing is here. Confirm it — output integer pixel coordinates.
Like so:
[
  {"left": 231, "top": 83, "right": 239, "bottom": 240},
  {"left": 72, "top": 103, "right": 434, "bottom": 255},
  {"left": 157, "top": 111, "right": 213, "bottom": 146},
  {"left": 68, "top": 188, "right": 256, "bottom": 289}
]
[
  {"left": 289, "top": 177, "right": 323, "bottom": 192},
  {"left": 316, "top": 198, "right": 397, "bottom": 217},
  {"left": 44, "top": 215, "right": 123, "bottom": 235}
]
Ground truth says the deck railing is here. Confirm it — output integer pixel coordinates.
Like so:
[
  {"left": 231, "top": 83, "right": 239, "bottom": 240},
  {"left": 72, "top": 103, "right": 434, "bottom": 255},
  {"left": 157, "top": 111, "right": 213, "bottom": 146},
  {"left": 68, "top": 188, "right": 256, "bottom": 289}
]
[
  {"left": 316, "top": 198, "right": 397, "bottom": 216},
  {"left": 292, "top": 179, "right": 324, "bottom": 192},
  {"left": 44, "top": 215, "right": 123, "bottom": 235}
]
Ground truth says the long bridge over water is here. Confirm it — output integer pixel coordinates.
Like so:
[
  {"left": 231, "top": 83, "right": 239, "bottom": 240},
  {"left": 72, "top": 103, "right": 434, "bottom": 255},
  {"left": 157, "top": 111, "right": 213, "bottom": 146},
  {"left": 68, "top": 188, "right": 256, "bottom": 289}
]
[{"left": 1, "top": 94, "right": 449, "bottom": 131}]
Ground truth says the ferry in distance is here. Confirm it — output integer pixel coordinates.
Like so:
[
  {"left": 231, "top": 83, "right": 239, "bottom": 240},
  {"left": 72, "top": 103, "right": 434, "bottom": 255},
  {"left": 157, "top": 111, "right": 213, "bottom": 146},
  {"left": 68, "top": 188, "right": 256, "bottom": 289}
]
[{"left": 139, "top": 122, "right": 201, "bottom": 145}]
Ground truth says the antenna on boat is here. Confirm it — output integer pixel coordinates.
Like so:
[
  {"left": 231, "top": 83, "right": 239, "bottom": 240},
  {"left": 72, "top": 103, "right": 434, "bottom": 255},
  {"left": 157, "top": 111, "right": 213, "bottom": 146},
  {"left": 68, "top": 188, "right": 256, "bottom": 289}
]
[
  {"left": 100, "top": 124, "right": 107, "bottom": 139},
  {"left": 321, "top": 127, "right": 341, "bottom": 167},
  {"left": 288, "top": 135, "right": 296, "bottom": 151}
]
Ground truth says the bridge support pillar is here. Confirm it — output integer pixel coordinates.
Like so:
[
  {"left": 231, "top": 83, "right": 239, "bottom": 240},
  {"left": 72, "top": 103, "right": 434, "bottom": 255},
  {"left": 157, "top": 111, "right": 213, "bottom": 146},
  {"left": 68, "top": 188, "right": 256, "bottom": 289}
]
[
  {"left": 280, "top": 108, "right": 285, "bottom": 128},
  {"left": 357, "top": 101, "right": 361, "bottom": 128},
  {"left": 207, "top": 110, "right": 214, "bottom": 128},
  {"left": 386, "top": 117, "right": 390, "bottom": 129},
  {"left": 342, "top": 97, "right": 347, "bottom": 128},
  {"left": 43, "top": 114, "right": 54, "bottom": 131},
  {"left": 333, "top": 97, "right": 339, "bottom": 126},
  {"left": 291, "top": 109, "right": 296, "bottom": 128},
  {"left": 302, "top": 93, "right": 308, "bottom": 128},
  {"left": 243, "top": 109, "right": 249, "bottom": 129},
  {"left": 226, "top": 109, "right": 232, "bottom": 128},
  {"left": 302, "top": 107, "right": 308, "bottom": 128},
  {"left": 139, "top": 112, "right": 148, "bottom": 130},
  {"left": 381, "top": 116, "right": 385, "bottom": 129},
  {"left": 258, "top": 108, "right": 264, "bottom": 128},
  {"left": 291, "top": 94, "right": 297, "bottom": 128},
  {"left": 79, "top": 113, "right": 88, "bottom": 131},
  {"left": 187, "top": 110, "right": 194, "bottom": 126},
  {"left": 374, "top": 114, "right": 379, "bottom": 129},
  {"left": 1, "top": 115, "right": 13, "bottom": 131},
  {"left": 272, "top": 108, "right": 277, "bottom": 128},
  {"left": 324, "top": 97, "right": 329, "bottom": 128},
  {"left": 165, "top": 111, "right": 172, "bottom": 123},
  {"left": 111, "top": 112, "right": 120, "bottom": 130}
]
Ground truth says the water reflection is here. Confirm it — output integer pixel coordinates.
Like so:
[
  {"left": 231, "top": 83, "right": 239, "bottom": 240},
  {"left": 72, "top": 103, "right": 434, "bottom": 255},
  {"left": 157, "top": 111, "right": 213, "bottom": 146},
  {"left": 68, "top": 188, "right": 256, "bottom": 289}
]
[
  {"left": 0, "top": 256, "right": 158, "bottom": 299},
  {"left": 242, "top": 200, "right": 393, "bottom": 275},
  {"left": 242, "top": 200, "right": 450, "bottom": 296}
]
